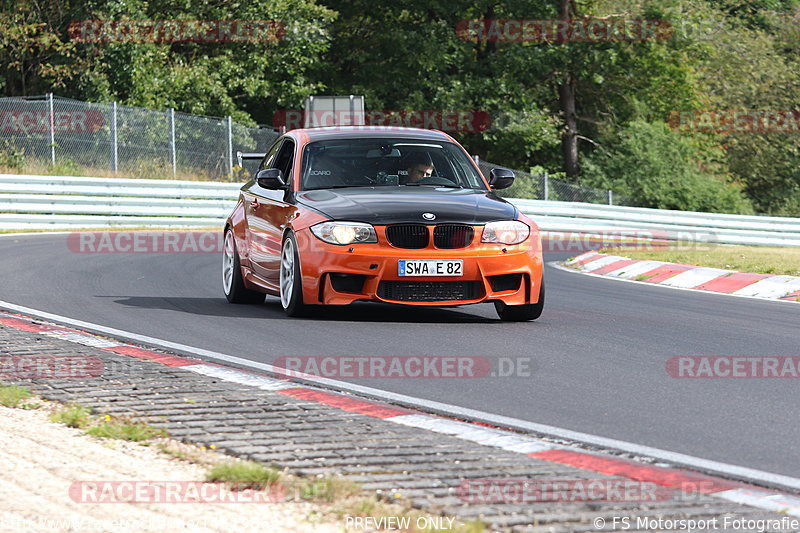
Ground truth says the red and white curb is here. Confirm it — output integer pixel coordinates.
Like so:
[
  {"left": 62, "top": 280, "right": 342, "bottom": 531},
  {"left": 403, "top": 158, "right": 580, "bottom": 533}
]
[
  {"left": 563, "top": 251, "right": 800, "bottom": 302},
  {"left": 2, "top": 309, "right": 800, "bottom": 517}
]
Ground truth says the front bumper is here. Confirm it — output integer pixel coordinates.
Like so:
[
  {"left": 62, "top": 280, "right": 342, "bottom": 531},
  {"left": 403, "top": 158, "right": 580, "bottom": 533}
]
[{"left": 295, "top": 226, "right": 543, "bottom": 306}]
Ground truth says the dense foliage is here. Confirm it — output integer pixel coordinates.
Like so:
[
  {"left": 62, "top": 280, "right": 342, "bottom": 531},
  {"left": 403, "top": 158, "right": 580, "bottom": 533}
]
[{"left": 1, "top": 0, "right": 798, "bottom": 213}]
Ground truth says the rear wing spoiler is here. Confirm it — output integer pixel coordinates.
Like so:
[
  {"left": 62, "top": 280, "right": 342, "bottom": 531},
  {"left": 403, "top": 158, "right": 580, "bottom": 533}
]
[{"left": 236, "top": 151, "right": 266, "bottom": 167}]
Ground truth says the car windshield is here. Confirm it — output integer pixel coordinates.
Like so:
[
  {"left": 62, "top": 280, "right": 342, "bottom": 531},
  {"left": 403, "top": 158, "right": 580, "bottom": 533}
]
[{"left": 300, "top": 138, "right": 487, "bottom": 191}]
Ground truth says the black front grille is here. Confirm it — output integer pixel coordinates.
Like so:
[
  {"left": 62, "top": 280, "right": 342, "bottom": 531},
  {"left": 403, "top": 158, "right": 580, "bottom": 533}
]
[
  {"left": 386, "top": 224, "right": 428, "bottom": 249},
  {"left": 434, "top": 224, "right": 474, "bottom": 249},
  {"left": 378, "top": 281, "right": 483, "bottom": 302}
]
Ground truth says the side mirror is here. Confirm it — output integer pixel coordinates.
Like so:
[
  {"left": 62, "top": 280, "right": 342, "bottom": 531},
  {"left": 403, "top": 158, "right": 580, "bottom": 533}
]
[
  {"left": 489, "top": 168, "right": 515, "bottom": 190},
  {"left": 256, "top": 168, "right": 287, "bottom": 190}
]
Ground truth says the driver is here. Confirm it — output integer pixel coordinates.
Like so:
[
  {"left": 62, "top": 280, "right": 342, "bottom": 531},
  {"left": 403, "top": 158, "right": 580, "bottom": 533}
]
[{"left": 402, "top": 152, "right": 434, "bottom": 183}]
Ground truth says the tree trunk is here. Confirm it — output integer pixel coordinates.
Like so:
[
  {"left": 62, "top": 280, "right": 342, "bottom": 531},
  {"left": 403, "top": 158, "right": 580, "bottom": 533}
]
[
  {"left": 558, "top": 0, "right": 579, "bottom": 179},
  {"left": 558, "top": 75, "right": 579, "bottom": 178}
]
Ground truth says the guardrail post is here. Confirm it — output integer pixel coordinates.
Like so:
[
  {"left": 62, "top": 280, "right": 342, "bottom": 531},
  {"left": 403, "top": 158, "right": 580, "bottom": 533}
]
[
  {"left": 227, "top": 116, "right": 233, "bottom": 180},
  {"left": 169, "top": 108, "right": 176, "bottom": 177},
  {"left": 543, "top": 171, "right": 549, "bottom": 201},
  {"left": 111, "top": 102, "right": 118, "bottom": 173},
  {"left": 608, "top": 189, "right": 613, "bottom": 205},
  {"left": 48, "top": 93, "right": 55, "bottom": 165}
]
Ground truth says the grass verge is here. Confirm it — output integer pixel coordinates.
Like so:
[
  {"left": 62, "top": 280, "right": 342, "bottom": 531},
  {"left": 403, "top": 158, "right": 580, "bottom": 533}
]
[
  {"left": 48, "top": 403, "right": 167, "bottom": 442},
  {"left": 595, "top": 244, "right": 800, "bottom": 276},
  {"left": 0, "top": 385, "right": 35, "bottom": 408},
  {"left": 206, "top": 460, "right": 282, "bottom": 490},
  {"left": 86, "top": 418, "right": 167, "bottom": 441},
  {"left": 50, "top": 403, "right": 92, "bottom": 428}
]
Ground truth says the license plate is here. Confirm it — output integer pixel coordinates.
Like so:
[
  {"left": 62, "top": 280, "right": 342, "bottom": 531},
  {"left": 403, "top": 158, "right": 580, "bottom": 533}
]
[{"left": 398, "top": 260, "right": 463, "bottom": 276}]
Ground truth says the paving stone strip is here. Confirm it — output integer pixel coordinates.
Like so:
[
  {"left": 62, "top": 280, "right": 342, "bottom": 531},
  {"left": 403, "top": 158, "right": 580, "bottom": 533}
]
[{"left": 0, "top": 323, "right": 796, "bottom": 532}]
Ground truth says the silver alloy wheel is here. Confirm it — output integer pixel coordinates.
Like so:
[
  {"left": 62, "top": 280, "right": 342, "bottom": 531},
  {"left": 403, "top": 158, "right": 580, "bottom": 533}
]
[
  {"left": 222, "top": 231, "right": 235, "bottom": 295},
  {"left": 280, "top": 237, "right": 295, "bottom": 309}
]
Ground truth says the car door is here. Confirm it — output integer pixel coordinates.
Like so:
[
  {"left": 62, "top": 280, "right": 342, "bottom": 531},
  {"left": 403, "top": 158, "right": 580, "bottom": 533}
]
[
  {"left": 246, "top": 138, "right": 298, "bottom": 287},
  {"left": 240, "top": 138, "right": 280, "bottom": 281}
]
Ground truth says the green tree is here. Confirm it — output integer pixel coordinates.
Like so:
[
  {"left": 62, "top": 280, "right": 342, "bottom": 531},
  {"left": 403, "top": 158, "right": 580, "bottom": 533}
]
[
  {"left": 582, "top": 120, "right": 753, "bottom": 213},
  {"left": 0, "top": 1, "right": 77, "bottom": 95},
  {"left": 1, "top": 0, "right": 335, "bottom": 121}
]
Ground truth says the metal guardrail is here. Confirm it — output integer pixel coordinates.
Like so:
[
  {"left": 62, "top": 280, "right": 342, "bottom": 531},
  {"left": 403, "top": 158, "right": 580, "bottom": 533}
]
[
  {"left": 0, "top": 174, "right": 237, "bottom": 229},
  {"left": 510, "top": 199, "right": 800, "bottom": 247},
  {"left": 1, "top": 174, "right": 799, "bottom": 246}
]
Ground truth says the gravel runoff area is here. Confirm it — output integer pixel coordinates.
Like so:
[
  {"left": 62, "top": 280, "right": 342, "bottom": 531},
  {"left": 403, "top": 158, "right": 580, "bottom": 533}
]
[
  {"left": 1, "top": 318, "right": 798, "bottom": 533},
  {"left": 0, "top": 402, "right": 342, "bottom": 533}
]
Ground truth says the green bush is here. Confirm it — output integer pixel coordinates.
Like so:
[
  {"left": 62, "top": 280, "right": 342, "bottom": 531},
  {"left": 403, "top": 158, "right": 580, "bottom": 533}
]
[
  {"left": 581, "top": 120, "right": 753, "bottom": 214},
  {"left": 0, "top": 385, "right": 31, "bottom": 408},
  {"left": 0, "top": 140, "right": 25, "bottom": 169},
  {"left": 50, "top": 404, "right": 92, "bottom": 428},
  {"left": 46, "top": 159, "right": 82, "bottom": 176}
]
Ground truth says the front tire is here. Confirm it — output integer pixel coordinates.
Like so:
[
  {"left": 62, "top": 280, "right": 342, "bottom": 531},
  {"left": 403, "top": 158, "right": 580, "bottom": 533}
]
[
  {"left": 222, "top": 229, "right": 266, "bottom": 304},
  {"left": 494, "top": 280, "right": 544, "bottom": 322},
  {"left": 280, "top": 232, "right": 312, "bottom": 317}
]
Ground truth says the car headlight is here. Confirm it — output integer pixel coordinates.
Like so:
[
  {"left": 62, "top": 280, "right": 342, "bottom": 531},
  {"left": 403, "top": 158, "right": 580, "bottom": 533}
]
[
  {"left": 482, "top": 220, "right": 530, "bottom": 245},
  {"left": 311, "top": 221, "right": 378, "bottom": 245}
]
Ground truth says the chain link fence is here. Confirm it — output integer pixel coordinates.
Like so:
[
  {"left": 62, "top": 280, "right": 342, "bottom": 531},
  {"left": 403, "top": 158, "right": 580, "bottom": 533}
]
[
  {"left": 0, "top": 94, "right": 632, "bottom": 204},
  {"left": 478, "top": 159, "right": 635, "bottom": 206},
  {"left": 0, "top": 95, "right": 279, "bottom": 180}
]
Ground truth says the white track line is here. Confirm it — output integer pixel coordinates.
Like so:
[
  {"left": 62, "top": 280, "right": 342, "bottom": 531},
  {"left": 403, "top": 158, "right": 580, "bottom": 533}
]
[{"left": 1, "top": 298, "right": 800, "bottom": 492}]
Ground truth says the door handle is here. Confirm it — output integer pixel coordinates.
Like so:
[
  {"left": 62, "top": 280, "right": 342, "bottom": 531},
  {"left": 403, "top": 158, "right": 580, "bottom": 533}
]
[{"left": 251, "top": 198, "right": 260, "bottom": 209}]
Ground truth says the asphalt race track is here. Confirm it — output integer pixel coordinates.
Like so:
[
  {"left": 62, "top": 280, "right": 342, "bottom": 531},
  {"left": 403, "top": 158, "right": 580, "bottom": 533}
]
[{"left": 2, "top": 233, "right": 799, "bottom": 478}]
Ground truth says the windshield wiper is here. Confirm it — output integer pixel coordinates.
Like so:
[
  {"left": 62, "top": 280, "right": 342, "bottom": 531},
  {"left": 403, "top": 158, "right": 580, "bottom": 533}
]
[
  {"left": 403, "top": 182, "right": 462, "bottom": 188},
  {"left": 304, "top": 185, "right": 371, "bottom": 190}
]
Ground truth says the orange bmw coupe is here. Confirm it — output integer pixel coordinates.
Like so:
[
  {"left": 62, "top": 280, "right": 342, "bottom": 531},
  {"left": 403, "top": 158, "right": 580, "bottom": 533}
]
[{"left": 223, "top": 127, "right": 544, "bottom": 320}]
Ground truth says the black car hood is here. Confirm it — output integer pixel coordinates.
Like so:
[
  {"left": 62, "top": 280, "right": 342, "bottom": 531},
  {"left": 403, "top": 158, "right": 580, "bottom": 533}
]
[{"left": 295, "top": 187, "right": 517, "bottom": 225}]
